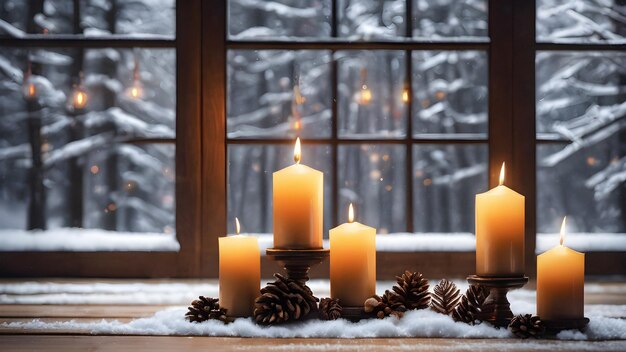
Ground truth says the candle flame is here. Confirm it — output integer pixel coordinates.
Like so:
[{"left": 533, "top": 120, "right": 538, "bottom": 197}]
[
  {"left": 359, "top": 85, "right": 372, "bottom": 105},
  {"left": 348, "top": 203, "right": 354, "bottom": 223},
  {"left": 560, "top": 216, "right": 566, "bottom": 246},
  {"left": 499, "top": 162, "right": 505, "bottom": 186},
  {"left": 294, "top": 137, "right": 301, "bottom": 164},
  {"left": 235, "top": 217, "right": 240, "bottom": 236}
]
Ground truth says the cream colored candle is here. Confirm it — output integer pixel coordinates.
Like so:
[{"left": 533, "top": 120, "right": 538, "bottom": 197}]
[
  {"left": 476, "top": 163, "right": 525, "bottom": 276},
  {"left": 219, "top": 218, "right": 260, "bottom": 317},
  {"left": 330, "top": 204, "right": 376, "bottom": 306},
  {"left": 537, "top": 217, "right": 584, "bottom": 320},
  {"left": 273, "top": 138, "right": 323, "bottom": 249}
]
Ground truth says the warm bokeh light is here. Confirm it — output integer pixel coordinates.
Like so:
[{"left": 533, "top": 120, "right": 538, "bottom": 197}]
[
  {"left": 402, "top": 88, "right": 409, "bottom": 103},
  {"left": 72, "top": 89, "right": 87, "bottom": 109},
  {"left": 560, "top": 216, "right": 567, "bottom": 246},
  {"left": 27, "top": 83, "right": 36, "bottom": 98},
  {"left": 294, "top": 137, "right": 301, "bottom": 164},
  {"left": 359, "top": 85, "right": 372, "bottom": 105},
  {"left": 235, "top": 217, "right": 241, "bottom": 235},
  {"left": 499, "top": 162, "right": 505, "bottom": 186},
  {"left": 348, "top": 203, "right": 354, "bottom": 223},
  {"left": 294, "top": 119, "right": 301, "bottom": 131},
  {"left": 90, "top": 165, "right": 99, "bottom": 174},
  {"left": 129, "top": 82, "right": 142, "bottom": 99}
]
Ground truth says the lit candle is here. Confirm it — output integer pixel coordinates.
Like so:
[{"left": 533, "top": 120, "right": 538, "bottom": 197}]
[
  {"left": 537, "top": 217, "right": 584, "bottom": 320},
  {"left": 330, "top": 204, "right": 376, "bottom": 306},
  {"left": 273, "top": 138, "right": 323, "bottom": 249},
  {"left": 475, "top": 163, "right": 525, "bottom": 276},
  {"left": 219, "top": 218, "right": 260, "bottom": 317}
]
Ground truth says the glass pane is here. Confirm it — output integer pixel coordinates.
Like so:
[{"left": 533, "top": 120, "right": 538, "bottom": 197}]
[
  {"left": 412, "top": 0, "right": 488, "bottom": 40},
  {"left": 228, "top": 144, "right": 333, "bottom": 235},
  {"left": 228, "top": 0, "right": 331, "bottom": 40},
  {"left": 413, "top": 144, "right": 487, "bottom": 233},
  {"left": 0, "top": 0, "right": 175, "bottom": 37},
  {"left": 84, "top": 143, "right": 175, "bottom": 233},
  {"left": 412, "top": 51, "right": 488, "bottom": 138},
  {"left": 537, "top": 141, "right": 625, "bottom": 234},
  {"left": 537, "top": 0, "right": 626, "bottom": 43},
  {"left": 536, "top": 51, "right": 626, "bottom": 139},
  {"left": 227, "top": 50, "right": 332, "bottom": 139},
  {"left": 338, "top": 144, "right": 406, "bottom": 234},
  {"left": 337, "top": 51, "right": 407, "bottom": 139},
  {"left": 337, "top": 0, "right": 406, "bottom": 40}
]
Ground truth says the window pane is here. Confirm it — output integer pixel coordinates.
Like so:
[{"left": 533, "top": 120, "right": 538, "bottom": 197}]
[
  {"left": 413, "top": 144, "right": 487, "bottom": 233},
  {"left": 227, "top": 144, "right": 333, "bottom": 235},
  {"left": 337, "top": 50, "right": 407, "bottom": 139},
  {"left": 412, "top": 51, "right": 488, "bottom": 138},
  {"left": 0, "top": 0, "right": 175, "bottom": 37},
  {"left": 228, "top": 0, "right": 331, "bottom": 40},
  {"left": 84, "top": 143, "right": 175, "bottom": 233},
  {"left": 338, "top": 144, "right": 406, "bottom": 233},
  {"left": 537, "top": 0, "right": 626, "bottom": 43},
  {"left": 337, "top": 0, "right": 406, "bottom": 40},
  {"left": 227, "top": 50, "right": 332, "bottom": 139},
  {"left": 536, "top": 51, "right": 626, "bottom": 139},
  {"left": 412, "top": 0, "right": 488, "bottom": 40},
  {"left": 537, "top": 142, "right": 625, "bottom": 234}
]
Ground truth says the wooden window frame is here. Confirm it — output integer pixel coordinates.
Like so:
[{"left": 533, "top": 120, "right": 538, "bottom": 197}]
[{"left": 2, "top": 0, "right": 624, "bottom": 278}]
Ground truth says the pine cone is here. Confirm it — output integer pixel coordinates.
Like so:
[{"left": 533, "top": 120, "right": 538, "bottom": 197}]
[
  {"left": 319, "top": 298, "right": 342, "bottom": 320},
  {"left": 431, "top": 279, "right": 461, "bottom": 316},
  {"left": 391, "top": 271, "right": 430, "bottom": 310},
  {"left": 508, "top": 314, "right": 546, "bottom": 339},
  {"left": 364, "top": 290, "right": 407, "bottom": 319},
  {"left": 452, "top": 284, "right": 489, "bottom": 325},
  {"left": 185, "top": 296, "right": 231, "bottom": 323},
  {"left": 254, "top": 273, "right": 319, "bottom": 325}
]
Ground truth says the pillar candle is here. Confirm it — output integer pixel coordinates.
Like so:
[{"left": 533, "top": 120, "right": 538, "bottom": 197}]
[
  {"left": 537, "top": 217, "right": 584, "bottom": 320},
  {"left": 475, "top": 163, "right": 525, "bottom": 276},
  {"left": 273, "top": 138, "right": 323, "bottom": 249},
  {"left": 330, "top": 204, "right": 376, "bottom": 307},
  {"left": 219, "top": 218, "right": 260, "bottom": 317}
]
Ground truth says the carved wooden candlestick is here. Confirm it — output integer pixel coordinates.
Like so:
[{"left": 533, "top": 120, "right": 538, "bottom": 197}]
[
  {"left": 467, "top": 275, "right": 529, "bottom": 327},
  {"left": 266, "top": 248, "right": 330, "bottom": 284}
]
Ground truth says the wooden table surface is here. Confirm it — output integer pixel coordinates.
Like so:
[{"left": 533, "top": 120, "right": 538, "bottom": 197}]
[{"left": 1, "top": 279, "right": 625, "bottom": 351}]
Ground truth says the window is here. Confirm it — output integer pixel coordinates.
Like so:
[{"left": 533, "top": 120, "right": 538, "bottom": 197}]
[{"left": 535, "top": 0, "right": 626, "bottom": 253}]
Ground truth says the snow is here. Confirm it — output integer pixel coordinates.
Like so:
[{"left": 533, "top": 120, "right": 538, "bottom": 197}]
[
  {"left": 536, "top": 233, "right": 626, "bottom": 252},
  {"left": 0, "top": 228, "right": 179, "bottom": 252}
]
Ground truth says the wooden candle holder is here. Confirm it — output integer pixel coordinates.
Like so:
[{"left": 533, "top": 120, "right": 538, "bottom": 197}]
[
  {"left": 467, "top": 275, "right": 529, "bottom": 327},
  {"left": 340, "top": 306, "right": 375, "bottom": 321},
  {"left": 266, "top": 248, "right": 330, "bottom": 284},
  {"left": 543, "top": 317, "right": 589, "bottom": 335}
]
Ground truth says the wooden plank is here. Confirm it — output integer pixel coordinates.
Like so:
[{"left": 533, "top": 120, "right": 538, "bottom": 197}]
[
  {"left": 0, "top": 305, "right": 169, "bottom": 319},
  {"left": 0, "top": 335, "right": 624, "bottom": 351}
]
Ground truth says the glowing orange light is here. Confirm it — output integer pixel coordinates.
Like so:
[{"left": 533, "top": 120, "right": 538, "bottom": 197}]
[
  {"left": 559, "top": 216, "right": 567, "bottom": 246},
  {"left": 499, "top": 162, "right": 505, "bottom": 186},
  {"left": 402, "top": 88, "right": 409, "bottom": 103},
  {"left": 235, "top": 217, "right": 241, "bottom": 235},
  {"left": 359, "top": 85, "right": 372, "bottom": 105},
  {"left": 73, "top": 89, "right": 87, "bottom": 109},
  {"left": 348, "top": 203, "right": 354, "bottom": 223},
  {"left": 294, "top": 119, "right": 301, "bottom": 131},
  {"left": 28, "top": 83, "right": 36, "bottom": 97},
  {"left": 90, "top": 165, "right": 99, "bottom": 174},
  {"left": 294, "top": 137, "right": 301, "bottom": 164}
]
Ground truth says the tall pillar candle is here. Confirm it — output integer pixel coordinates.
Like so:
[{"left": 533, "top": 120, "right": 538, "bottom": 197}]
[
  {"left": 219, "top": 218, "right": 260, "bottom": 317},
  {"left": 537, "top": 217, "right": 584, "bottom": 320},
  {"left": 330, "top": 204, "right": 376, "bottom": 306},
  {"left": 475, "top": 163, "right": 525, "bottom": 276},
  {"left": 273, "top": 138, "right": 323, "bottom": 249}
]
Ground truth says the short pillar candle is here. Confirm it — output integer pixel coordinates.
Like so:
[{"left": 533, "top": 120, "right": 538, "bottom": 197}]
[
  {"left": 219, "top": 218, "right": 261, "bottom": 317},
  {"left": 537, "top": 217, "right": 585, "bottom": 320},
  {"left": 475, "top": 163, "right": 525, "bottom": 276},
  {"left": 330, "top": 204, "right": 376, "bottom": 307},
  {"left": 273, "top": 138, "right": 324, "bottom": 249}
]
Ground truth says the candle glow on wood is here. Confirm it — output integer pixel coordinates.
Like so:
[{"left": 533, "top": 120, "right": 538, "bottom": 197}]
[
  {"left": 537, "top": 216, "right": 585, "bottom": 320},
  {"left": 219, "top": 217, "right": 260, "bottom": 317},
  {"left": 330, "top": 203, "right": 376, "bottom": 307},
  {"left": 475, "top": 162, "right": 525, "bottom": 276},
  {"left": 273, "top": 138, "right": 323, "bottom": 249}
]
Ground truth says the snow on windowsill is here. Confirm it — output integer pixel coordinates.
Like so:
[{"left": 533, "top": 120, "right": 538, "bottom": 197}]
[
  {"left": 0, "top": 228, "right": 180, "bottom": 252},
  {"left": 1, "top": 229, "right": 624, "bottom": 253}
]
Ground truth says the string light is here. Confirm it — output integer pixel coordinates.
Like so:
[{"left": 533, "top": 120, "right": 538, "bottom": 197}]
[
  {"left": 22, "top": 63, "right": 37, "bottom": 100},
  {"left": 69, "top": 72, "right": 88, "bottom": 111},
  {"left": 127, "top": 56, "right": 143, "bottom": 99}
]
